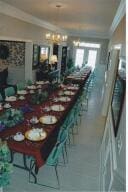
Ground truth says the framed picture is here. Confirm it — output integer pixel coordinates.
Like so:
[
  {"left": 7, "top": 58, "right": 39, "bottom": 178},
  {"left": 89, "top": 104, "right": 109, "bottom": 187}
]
[
  {"left": 111, "top": 57, "right": 126, "bottom": 137},
  {"left": 33, "top": 44, "right": 39, "bottom": 69}
]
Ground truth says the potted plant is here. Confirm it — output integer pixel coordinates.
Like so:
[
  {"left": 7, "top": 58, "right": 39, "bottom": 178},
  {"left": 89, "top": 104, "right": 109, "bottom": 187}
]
[{"left": 0, "top": 139, "right": 12, "bottom": 192}]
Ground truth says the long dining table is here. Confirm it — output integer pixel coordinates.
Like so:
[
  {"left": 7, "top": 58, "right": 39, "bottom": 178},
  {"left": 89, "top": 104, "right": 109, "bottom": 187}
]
[{"left": 0, "top": 68, "right": 91, "bottom": 178}]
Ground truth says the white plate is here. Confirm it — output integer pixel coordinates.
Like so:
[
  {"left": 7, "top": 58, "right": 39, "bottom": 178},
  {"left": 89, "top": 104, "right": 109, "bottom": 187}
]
[
  {"left": 17, "top": 90, "right": 27, "bottom": 95},
  {"left": 13, "top": 135, "right": 25, "bottom": 141},
  {"left": 29, "top": 90, "right": 35, "bottom": 94},
  {"left": 36, "top": 81, "right": 49, "bottom": 85},
  {"left": 67, "top": 86, "right": 78, "bottom": 90},
  {"left": 58, "top": 97, "right": 71, "bottom": 102},
  {"left": 39, "top": 115, "right": 57, "bottom": 125},
  {"left": 27, "top": 85, "right": 36, "bottom": 90},
  {"left": 5, "top": 96, "right": 17, "bottom": 102},
  {"left": 51, "top": 104, "right": 65, "bottom": 112},
  {"left": 4, "top": 103, "right": 11, "bottom": 109},
  {"left": 19, "top": 96, "right": 25, "bottom": 100},
  {"left": 64, "top": 91, "right": 75, "bottom": 96}
]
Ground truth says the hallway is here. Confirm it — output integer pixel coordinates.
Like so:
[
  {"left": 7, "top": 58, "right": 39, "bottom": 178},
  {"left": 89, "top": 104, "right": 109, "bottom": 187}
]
[{"left": 6, "top": 66, "right": 106, "bottom": 192}]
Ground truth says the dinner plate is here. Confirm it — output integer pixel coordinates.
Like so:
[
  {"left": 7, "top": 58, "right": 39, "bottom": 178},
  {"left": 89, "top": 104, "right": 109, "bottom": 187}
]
[
  {"left": 5, "top": 96, "right": 17, "bottom": 102},
  {"left": 64, "top": 91, "right": 75, "bottom": 96},
  {"left": 19, "top": 96, "right": 25, "bottom": 100},
  {"left": 58, "top": 97, "right": 71, "bottom": 102},
  {"left": 3, "top": 103, "right": 11, "bottom": 109},
  {"left": 17, "top": 90, "right": 27, "bottom": 95},
  {"left": 13, "top": 134, "right": 25, "bottom": 141},
  {"left": 27, "top": 85, "right": 36, "bottom": 90},
  {"left": 29, "top": 90, "right": 35, "bottom": 94},
  {"left": 51, "top": 104, "right": 65, "bottom": 112},
  {"left": 25, "top": 128, "right": 47, "bottom": 141},
  {"left": 39, "top": 115, "right": 57, "bottom": 125},
  {"left": 67, "top": 86, "right": 78, "bottom": 90}
]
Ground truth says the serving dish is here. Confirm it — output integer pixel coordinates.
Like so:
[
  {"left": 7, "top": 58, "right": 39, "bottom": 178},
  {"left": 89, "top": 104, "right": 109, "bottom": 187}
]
[{"left": 25, "top": 128, "right": 47, "bottom": 141}]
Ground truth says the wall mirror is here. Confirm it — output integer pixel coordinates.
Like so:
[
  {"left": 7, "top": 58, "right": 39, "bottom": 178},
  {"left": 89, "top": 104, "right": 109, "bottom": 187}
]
[
  {"left": 39, "top": 45, "right": 50, "bottom": 63},
  {"left": 33, "top": 44, "right": 39, "bottom": 69},
  {"left": 111, "top": 57, "right": 126, "bottom": 137}
]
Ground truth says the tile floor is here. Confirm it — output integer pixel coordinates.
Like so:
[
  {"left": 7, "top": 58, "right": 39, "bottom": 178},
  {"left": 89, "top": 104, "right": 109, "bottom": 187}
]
[{"left": 5, "top": 67, "right": 106, "bottom": 192}]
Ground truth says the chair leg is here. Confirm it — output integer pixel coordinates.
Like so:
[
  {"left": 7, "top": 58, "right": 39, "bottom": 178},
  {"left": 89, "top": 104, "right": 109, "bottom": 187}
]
[
  {"left": 62, "top": 148, "right": 66, "bottom": 165},
  {"left": 54, "top": 165, "right": 60, "bottom": 189},
  {"left": 64, "top": 144, "right": 68, "bottom": 163}
]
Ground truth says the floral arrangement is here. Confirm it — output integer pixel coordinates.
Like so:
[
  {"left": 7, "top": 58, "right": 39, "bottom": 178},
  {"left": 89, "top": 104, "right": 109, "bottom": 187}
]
[
  {"left": 30, "top": 91, "right": 48, "bottom": 105},
  {"left": 0, "top": 108, "right": 24, "bottom": 130}
]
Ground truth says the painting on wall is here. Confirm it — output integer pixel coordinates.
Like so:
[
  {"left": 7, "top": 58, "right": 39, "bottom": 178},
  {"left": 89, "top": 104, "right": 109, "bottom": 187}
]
[
  {"left": 0, "top": 41, "right": 25, "bottom": 67},
  {"left": 111, "top": 57, "right": 126, "bottom": 137}
]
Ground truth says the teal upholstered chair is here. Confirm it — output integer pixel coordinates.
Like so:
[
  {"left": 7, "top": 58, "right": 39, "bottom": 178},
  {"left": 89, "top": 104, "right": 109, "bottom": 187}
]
[
  {"left": 4, "top": 87, "right": 15, "bottom": 97},
  {"left": 0, "top": 93, "right": 3, "bottom": 102},
  {"left": 26, "top": 79, "right": 33, "bottom": 86},
  {"left": 17, "top": 82, "right": 26, "bottom": 91}
]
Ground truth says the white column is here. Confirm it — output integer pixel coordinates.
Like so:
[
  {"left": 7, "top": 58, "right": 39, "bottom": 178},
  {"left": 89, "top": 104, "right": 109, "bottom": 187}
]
[
  {"left": 25, "top": 42, "right": 33, "bottom": 81},
  {"left": 58, "top": 44, "right": 62, "bottom": 81}
]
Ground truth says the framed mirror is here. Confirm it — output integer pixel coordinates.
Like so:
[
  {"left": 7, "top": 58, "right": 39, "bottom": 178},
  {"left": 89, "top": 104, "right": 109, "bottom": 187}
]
[
  {"left": 39, "top": 46, "right": 50, "bottom": 63},
  {"left": 33, "top": 44, "right": 39, "bottom": 69},
  {"left": 111, "top": 57, "right": 126, "bottom": 137}
]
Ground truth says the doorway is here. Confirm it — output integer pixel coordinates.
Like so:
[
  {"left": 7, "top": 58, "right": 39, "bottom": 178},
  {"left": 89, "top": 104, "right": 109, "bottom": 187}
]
[
  {"left": 87, "top": 50, "right": 97, "bottom": 71},
  {"left": 75, "top": 48, "right": 85, "bottom": 68}
]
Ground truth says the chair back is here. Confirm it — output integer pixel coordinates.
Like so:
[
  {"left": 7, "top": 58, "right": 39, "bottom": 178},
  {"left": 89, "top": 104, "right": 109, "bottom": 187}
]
[
  {"left": 26, "top": 79, "right": 33, "bottom": 86},
  {"left": 17, "top": 82, "right": 26, "bottom": 91},
  {"left": 57, "top": 128, "right": 68, "bottom": 143},
  {"left": 47, "top": 130, "right": 68, "bottom": 166},
  {"left": 0, "top": 93, "right": 3, "bottom": 102},
  {"left": 5, "top": 87, "right": 15, "bottom": 97}
]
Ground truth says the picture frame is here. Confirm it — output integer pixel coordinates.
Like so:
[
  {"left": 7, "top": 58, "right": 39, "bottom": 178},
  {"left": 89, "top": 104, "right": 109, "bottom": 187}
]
[{"left": 111, "top": 57, "right": 126, "bottom": 137}]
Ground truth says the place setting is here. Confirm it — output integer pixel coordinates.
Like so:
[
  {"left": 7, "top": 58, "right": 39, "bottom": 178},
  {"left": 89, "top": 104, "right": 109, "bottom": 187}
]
[
  {"left": 5, "top": 96, "right": 17, "bottom": 102},
  {"left": 17, "top": 90, "right": 28, "bottom": 95},
  {"left": 25, "top": 128, "right": 47, "bottom": 142}
]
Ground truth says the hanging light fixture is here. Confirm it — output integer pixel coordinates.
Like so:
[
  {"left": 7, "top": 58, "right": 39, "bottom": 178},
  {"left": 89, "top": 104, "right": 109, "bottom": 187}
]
[
  {"left": 45, "top": 5, "right": 68, "bottom": 44},
  {"left": 73, "top": 38, "right": 80, "bottom": 47}
]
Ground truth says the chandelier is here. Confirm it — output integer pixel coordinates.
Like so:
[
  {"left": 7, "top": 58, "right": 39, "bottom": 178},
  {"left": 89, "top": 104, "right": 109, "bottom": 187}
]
[
  {"left": 73, "top": 39, "right": 80, "bottom": 47},
  {"left": 46, "top": 33, "right": 68, "bottom": 44},
  {"left": 45, "top": 5, "right": 68, "bottom": 44}
]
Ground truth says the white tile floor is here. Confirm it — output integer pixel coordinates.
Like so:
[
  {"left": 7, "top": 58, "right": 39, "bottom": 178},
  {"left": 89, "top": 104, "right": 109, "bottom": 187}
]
[{"left": 5, "top": 67, "right": 106, "bottom": 192}]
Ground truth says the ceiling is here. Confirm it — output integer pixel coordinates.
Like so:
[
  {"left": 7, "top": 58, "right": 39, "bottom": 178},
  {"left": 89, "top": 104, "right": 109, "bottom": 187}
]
[{"left": 1, "top": 0, "right": 121, "bottom": 38}]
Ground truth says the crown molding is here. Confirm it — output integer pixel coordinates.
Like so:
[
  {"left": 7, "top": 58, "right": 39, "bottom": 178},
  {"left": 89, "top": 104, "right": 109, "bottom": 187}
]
[
  {"left": 109, "top": 0, "right": 126, "bottom": 37},
  {"left": 0, "top": 36, "right": 32, "bottom": 42},
  {"left": 69, "top": 31, "right": 109, "bottom": 39},
  {"left": 0, "top": 1, "right": 67, "bottom": 34}
]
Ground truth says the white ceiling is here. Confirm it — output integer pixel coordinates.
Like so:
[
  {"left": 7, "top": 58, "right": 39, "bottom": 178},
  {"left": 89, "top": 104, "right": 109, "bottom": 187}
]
[{"left": 1, "top": 0, "right": 121, "bottom": 38}]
